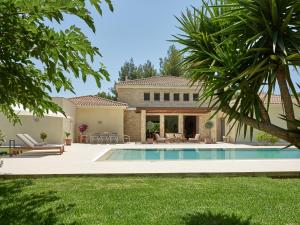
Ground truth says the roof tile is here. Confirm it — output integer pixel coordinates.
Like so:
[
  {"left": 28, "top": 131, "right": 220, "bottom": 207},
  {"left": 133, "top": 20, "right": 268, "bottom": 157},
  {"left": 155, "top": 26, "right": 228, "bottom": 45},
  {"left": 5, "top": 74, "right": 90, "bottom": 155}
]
[
  {"left": 259, "top": 94, "right": 298, "bottom": 104},
  {"left": 116, "top": 76, "right": 198, "bottom": 87},
  {"left": 69, "top": 95, "right": 127, "bottom": 107}
]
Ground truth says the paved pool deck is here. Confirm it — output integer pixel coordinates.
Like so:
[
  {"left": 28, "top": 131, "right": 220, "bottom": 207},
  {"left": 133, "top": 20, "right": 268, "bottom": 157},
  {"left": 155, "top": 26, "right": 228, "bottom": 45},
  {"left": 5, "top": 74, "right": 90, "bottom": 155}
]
[{"left": 1, "top": 143, "right": 300, "bottom": 176}]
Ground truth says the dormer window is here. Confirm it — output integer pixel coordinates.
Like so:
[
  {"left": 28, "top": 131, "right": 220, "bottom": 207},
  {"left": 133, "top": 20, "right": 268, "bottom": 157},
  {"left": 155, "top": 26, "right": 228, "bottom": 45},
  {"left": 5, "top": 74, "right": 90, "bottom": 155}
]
[
  {"left": 183, "top": 93, "right": 189, "bottom": 101},
  {"left": 164, "top": 93, "right": 170, "bottom": 101},
  {"left": 193, "top": 93, "right": 199, "bottom": 101},
  {"left": 144, "top": 93, "right": 150, "bottom": 101},
  {"left": 174, "top": 93, "right": 179, "bottom": 101},
  {"left": 154, "top": 93, "right": 160, "bottom": 101}
]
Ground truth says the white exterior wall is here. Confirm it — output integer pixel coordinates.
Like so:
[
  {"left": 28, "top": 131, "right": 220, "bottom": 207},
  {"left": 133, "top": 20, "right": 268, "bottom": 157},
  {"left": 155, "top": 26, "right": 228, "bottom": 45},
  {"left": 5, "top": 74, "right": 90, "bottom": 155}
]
[
  {"left": 75, "top": 107, "right": 125, "bottom": 142},
  {"left": 230, "top": 105, "right": 300, "bottom": 144},
  {"left": 0, "top": 98, "right": 76, "bottom": 146},
  {"left": 0, "top": 115, "right": 64, "bottom": 145}
]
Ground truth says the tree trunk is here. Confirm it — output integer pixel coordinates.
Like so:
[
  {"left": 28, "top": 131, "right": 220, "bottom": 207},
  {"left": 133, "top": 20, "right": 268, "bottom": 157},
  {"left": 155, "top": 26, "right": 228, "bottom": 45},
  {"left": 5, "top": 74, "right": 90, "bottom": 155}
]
[{"left": 276, "top": 66, "right": 297, "bottom": 131}]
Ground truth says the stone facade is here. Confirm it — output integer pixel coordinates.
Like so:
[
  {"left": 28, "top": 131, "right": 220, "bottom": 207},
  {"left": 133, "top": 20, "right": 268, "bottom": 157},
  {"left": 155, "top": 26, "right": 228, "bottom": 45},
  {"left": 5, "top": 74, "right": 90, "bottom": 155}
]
[
  {"left": 124, "top": 110, "right": 141, "bottom": 142},
  {"left": 117, "top": 87, "right": 208, "bottom": 108}
]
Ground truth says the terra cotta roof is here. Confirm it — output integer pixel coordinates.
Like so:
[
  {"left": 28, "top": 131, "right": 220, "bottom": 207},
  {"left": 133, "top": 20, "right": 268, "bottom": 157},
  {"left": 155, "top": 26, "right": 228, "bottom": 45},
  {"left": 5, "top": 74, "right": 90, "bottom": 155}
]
[
  {"left": 259, "top": 94, "right": 298, "bottom": 104},
  {"left": 69, "top": 95, "right": 127, "bottom": 107},
  {"left": 116, "top": 76, "right": 198, "bottom": 87}
]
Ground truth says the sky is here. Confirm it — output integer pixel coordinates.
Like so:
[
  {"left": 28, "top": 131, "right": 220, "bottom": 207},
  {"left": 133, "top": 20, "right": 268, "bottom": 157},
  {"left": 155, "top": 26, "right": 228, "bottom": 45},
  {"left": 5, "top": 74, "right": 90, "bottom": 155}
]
[{"left": 51, "top": 0, "right": 199, "bottom": 98}]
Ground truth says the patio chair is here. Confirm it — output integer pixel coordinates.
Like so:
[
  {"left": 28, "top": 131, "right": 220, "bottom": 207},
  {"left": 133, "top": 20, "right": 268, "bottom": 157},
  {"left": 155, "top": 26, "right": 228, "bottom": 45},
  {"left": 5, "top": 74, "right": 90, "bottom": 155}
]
[
  {"left": 11, "top": 134, "right": 64, "bottom": 156},
  {"left": 109, "top": 133, "right": 118, "bottom": 144},
  {"left": 188, "top": 134, "right": 201, "bottom": 143},
  {"left": 98, "top": 134, "right": 108, "bottom": 144},
  {"left": 90, "top": 135, "right": 98, "bottom": 144},
  {"left": 154, "top": 133, "right": 167, "bottom": 143},
  {"left": 175, "top": 133, "right": 186, "bottom": 143},
  {"left": 124, "top": 135, "right": 130, "bottom": 143},
  {"left": 165, "top": 133, "right": 175, "bottom": 142}
]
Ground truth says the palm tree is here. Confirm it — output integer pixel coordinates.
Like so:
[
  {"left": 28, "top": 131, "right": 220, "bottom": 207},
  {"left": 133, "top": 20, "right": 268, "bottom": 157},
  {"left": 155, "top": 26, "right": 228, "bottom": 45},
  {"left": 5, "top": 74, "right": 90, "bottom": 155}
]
[{"left": 175, "top": 0, "right": 300, "bottom": 147}]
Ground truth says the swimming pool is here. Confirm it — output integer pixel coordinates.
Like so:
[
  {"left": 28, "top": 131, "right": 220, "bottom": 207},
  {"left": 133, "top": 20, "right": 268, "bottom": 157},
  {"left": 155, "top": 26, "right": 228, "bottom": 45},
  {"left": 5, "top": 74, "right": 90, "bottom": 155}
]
[{"left": 99, "top": 148, "right": 300, "bottom": 161}]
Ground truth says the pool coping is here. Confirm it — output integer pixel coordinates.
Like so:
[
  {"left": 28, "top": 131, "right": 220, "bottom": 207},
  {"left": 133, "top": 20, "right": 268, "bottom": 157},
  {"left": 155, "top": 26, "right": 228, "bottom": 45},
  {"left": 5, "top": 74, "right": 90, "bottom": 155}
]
[
  {"left": 1, "top": 171, "right": 300, "bottom": 178},
  {"left": 2, "top": 143, "right": 300, "bottom": 177},
  {"left": 93, "top": 145, "right": 299, "bottom": 162}
]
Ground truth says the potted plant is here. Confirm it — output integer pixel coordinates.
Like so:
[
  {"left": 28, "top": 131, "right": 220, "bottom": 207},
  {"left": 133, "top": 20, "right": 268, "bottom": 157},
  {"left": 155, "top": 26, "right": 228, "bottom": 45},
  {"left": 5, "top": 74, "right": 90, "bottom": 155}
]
[
  {"left": 204, "top": 121, "right": 214, "bottom": 144},
  {"left": 40, "top": 132, "right": 48, "bottom": 143},
  {"left": 65, "top": 132, "right": 72, "bottom": 146},
  {"left": 146, "top": 121, "right": 155, "bottom": 144},
  {"left": 146, "top": 122, "right": 160, "bottom": 144},
  {"left": 78, "top": 124, "right": 88, "bottom": 143}
]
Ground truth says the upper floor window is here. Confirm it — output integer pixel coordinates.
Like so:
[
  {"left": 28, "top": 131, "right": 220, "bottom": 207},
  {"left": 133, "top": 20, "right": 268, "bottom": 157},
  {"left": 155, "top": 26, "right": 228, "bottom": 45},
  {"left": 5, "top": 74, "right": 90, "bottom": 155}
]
[
  {"left": 144, "top": 93, "right": 150, "bottom": 101},
  {"left": 193, "top": 93, "right": 199, "bottom": 101},
  {"left": 174, "top": 93, "right": 179, "bottom": 101},
  {"left": 183, "top": 93, "right": 189, "bottom": 101},
  {"left": 164, "top": 93, "right": 170, "bottom": 101},
  {"left": 154, "top": 93, "right": 160, "bottom": 101}
]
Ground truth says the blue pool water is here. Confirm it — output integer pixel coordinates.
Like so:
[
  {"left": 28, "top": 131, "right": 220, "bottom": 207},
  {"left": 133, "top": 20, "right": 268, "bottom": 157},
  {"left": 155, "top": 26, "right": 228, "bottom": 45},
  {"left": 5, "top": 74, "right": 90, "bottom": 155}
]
[{"left": 101, "top": 148, "right": 300, "bottom": 160}]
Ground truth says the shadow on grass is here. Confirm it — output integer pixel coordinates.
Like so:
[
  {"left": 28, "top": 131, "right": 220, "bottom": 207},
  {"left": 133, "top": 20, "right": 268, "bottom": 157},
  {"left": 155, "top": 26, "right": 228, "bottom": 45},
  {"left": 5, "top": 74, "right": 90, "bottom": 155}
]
[
  {"left": 0, "top": 179, "right": 78, "bottom": 225},
  {"left": 182, "top": 211, "right": 256, "bottom": 225}
]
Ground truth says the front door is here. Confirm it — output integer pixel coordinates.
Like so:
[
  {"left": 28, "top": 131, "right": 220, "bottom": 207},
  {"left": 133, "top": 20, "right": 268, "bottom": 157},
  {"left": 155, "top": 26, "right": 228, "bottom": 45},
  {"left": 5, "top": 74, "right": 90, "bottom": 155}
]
[{"left": 184, "top": 116, "right": 196, "bottom": 138}]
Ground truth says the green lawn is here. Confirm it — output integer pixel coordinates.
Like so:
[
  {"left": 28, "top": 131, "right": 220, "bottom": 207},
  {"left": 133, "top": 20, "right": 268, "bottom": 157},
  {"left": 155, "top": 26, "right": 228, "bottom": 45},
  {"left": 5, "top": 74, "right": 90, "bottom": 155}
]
[{"left": 1, "top": 177, "right": 300, "bottom": 225}]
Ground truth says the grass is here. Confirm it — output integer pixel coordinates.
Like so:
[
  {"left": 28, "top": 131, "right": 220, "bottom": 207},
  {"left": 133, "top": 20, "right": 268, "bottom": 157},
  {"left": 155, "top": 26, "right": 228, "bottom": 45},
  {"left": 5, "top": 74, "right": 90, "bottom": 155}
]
[{"left": 1, "top": 177, "right": 300, "bottom": 225}]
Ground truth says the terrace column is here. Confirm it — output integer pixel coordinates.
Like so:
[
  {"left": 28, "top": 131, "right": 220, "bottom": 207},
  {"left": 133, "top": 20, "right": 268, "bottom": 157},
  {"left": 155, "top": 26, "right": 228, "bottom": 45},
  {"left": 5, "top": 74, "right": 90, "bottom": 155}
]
[
  {"left": 178, "top": 114, "right": 184, "bottom": 134},
  {"left": 141, "top": 110, "right": 146, "bottom": 143},
  {"left": 160, "top": 114, "right": 165, "bottom": 137}
]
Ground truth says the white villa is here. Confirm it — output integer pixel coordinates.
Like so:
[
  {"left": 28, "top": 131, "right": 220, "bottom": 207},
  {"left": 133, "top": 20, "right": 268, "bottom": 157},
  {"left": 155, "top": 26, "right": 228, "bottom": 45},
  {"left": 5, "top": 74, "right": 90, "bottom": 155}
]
[{"left": 0, "top": 76, "right": 298, "bottom": 145}]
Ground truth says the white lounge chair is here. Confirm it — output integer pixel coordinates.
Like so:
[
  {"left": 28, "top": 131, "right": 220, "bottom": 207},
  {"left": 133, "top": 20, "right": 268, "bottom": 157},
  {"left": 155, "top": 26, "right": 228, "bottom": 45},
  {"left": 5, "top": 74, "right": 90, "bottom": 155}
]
[{"left": 11, "top": 134, "right": 64, "bottom": 156}]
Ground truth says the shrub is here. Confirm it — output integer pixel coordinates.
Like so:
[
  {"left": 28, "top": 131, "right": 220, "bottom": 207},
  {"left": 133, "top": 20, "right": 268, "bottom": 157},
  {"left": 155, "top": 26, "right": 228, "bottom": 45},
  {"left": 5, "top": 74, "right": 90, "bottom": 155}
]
[
  {"left": 256, "top": 132, "right": 279, "bottom": 144},
  {"left": 204, "top": 121, "right": 214, "bottom": 138},
  {"left": 0, "top": 130, "right": 5, "bottom": 146},
  {"left": 204, "top": 121, "right": 214, "bottom": 129},
  {"left": 79, "top": 124, "right": 88, "bottom": 134},
  {"left": 40, "top": 132, "right": 48, "bottom": 142},
  {"left": 65, "top": 132, "right": 71, "bottom": 138}
]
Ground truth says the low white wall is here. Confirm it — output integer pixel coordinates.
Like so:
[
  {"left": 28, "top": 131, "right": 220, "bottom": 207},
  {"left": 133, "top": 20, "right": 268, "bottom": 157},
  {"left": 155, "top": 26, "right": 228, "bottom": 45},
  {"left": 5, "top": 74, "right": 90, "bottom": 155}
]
[
  {"left": 0, "top": 114, "right": 64, "bottom": 145},
  {"left": 230, "top": 104, "right": 300, "bottom": 144}
]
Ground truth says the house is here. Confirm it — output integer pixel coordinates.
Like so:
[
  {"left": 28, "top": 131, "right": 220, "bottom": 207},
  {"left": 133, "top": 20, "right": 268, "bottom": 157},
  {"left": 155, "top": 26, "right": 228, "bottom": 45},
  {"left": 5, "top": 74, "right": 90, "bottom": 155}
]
[
  {"left": 0, "top": 76, "right": 299, "bottom": 145},
  {"left": 115, "top": 76, "right": 220, "bottom": 142}
]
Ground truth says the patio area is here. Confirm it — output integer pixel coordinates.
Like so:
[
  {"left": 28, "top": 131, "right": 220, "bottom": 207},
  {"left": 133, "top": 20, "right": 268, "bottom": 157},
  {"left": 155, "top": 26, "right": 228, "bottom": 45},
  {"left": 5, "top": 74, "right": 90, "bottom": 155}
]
[{"left": 0, "top": 143, "right": 300, "bottom": 176}]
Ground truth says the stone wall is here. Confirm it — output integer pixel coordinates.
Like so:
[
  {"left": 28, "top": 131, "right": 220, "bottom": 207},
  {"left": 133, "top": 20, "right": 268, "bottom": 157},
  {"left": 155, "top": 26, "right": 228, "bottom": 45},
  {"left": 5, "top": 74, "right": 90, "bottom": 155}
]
[
  {"left": 198, "top": 114, "right": 211, "bottom": 141},
  {"left": 124, "top": 110, "right": 141, "bottom": 142},
  {"left": 117, "top": 87, "right": 209, "bottom": 108}
]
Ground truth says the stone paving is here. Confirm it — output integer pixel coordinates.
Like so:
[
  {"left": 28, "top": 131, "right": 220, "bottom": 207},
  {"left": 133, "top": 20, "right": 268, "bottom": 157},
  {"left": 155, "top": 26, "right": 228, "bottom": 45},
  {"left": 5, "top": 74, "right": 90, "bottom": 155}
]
[{"left": 1, "top": 143, "right": 300, "bottom": 176}]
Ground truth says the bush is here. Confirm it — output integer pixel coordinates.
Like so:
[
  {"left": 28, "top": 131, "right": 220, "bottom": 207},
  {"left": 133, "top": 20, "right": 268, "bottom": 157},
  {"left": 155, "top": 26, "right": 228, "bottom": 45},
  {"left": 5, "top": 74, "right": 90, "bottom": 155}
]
[
  {"left": 40, "top": 132, "right": 48, "bottom": 142},
  {"left": 256, "top": 132, "right": 279, "bottom": 144},
  {"left": 0, "top": 130, "right": 5, "bottom": 146},
  {"left": 65, "top": 132, "right": 71, "bottom": 138}
]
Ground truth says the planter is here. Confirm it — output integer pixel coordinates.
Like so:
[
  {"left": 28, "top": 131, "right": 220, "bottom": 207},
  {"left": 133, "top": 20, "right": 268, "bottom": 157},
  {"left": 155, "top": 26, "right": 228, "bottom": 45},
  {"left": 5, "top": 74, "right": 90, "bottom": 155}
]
[
  {"left": 146, "top": 138, "right": 154, "bottom": 144},
  {"left": 65, "top": 138, "right": 72, "bottom": 146},
  {"left": 204, "top": 137, "right": 212, "bottom": 144},
  {"left": 78, "top": 135, "right": 88, "bottom": 143}
]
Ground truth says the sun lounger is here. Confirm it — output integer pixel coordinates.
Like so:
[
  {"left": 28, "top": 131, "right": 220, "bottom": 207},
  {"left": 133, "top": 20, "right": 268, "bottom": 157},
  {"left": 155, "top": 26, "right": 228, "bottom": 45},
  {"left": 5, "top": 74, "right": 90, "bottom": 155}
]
[{"left": 10, "top": 134, "right": 64, "bottom": 156}]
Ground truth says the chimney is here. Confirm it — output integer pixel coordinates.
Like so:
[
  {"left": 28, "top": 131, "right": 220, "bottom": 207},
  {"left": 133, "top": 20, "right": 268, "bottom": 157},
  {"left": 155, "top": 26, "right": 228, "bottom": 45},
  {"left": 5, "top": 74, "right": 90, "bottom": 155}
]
[{"left": 125, "top": 75, "right": 128, "bottom": 81}]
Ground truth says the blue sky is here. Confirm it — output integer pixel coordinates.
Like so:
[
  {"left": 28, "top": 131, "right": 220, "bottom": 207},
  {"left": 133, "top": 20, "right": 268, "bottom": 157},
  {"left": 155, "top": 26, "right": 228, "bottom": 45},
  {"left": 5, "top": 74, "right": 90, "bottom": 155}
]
[{"left": 51, "top": 0, "right": 199, "bottom": 97}]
